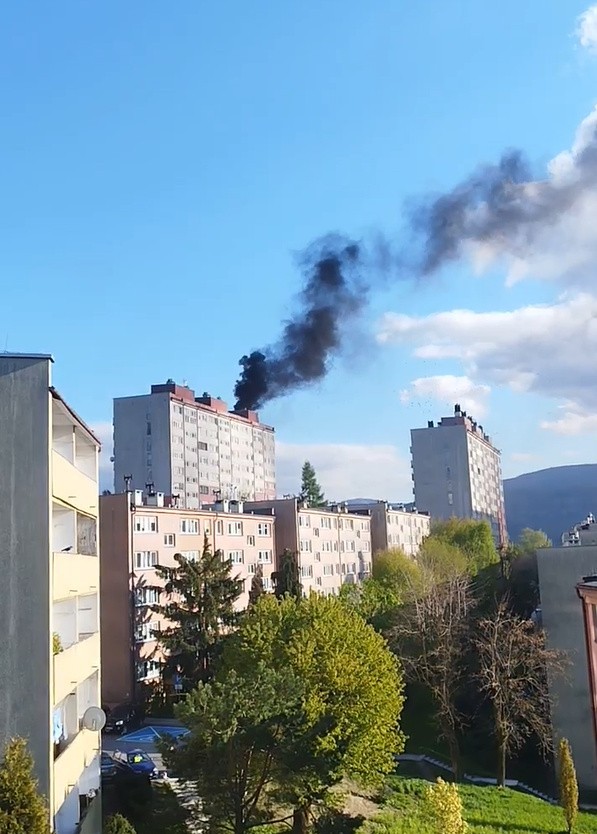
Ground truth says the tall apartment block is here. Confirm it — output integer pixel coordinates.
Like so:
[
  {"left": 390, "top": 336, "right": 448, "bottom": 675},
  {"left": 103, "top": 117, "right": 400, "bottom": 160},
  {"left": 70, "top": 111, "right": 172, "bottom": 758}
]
[
  {"left": 348, "top": 501, "right": 430, "bottom": 555},
  {"left": 113, "top": 381, "right": 276, "bottom": 508},
  {"left": 0, "top": 355, "right": 102, "bottom": 834},
  {"left": 410, "top": 404, "right": 507, "bottom": 547},
  {"left": 100, "top": 491, "right": 276, "bottom": 706},
  {"left": 245, "top": 498, "right": 373, "bottom": 595}
]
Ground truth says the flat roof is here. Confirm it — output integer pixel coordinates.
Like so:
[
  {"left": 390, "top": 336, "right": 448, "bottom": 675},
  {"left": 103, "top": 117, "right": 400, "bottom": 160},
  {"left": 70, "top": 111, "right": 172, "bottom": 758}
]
[
  {"left": 0, "top": 352, "right": 54, "bottom": 361},
  {"left": 50, "top": 387, "right": 101, "bottom": 447}
]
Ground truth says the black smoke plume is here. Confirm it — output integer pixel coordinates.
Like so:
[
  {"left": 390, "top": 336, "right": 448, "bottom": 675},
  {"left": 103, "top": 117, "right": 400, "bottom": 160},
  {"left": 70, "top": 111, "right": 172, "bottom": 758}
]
[
  {"left": 234, "top": 118, "right": 597, "bottom": 410},
  {"left": 234, "top": 235, "right": 362, "bottom": 411}
]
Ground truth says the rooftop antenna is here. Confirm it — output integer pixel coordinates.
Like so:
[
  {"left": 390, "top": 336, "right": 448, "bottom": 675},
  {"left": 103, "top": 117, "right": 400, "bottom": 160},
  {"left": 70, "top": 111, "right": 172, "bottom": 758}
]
[{"left": 124, "top": 475, "right": 132, "bottom": 492}]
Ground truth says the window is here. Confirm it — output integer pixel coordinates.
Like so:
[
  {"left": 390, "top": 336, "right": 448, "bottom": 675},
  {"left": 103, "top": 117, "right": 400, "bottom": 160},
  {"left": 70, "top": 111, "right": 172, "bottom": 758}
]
[
  {"left": 300, "top": 539, "right": 312, "bottom": 553},
  {"left": 313, "top": 528, "right": 320, "bottom": 537},
  {"left": 257, "top": 522, "right": 271, "bottom": 536},
  {"left": 363, "top": 541, "right": 370, "bottom": 552},
  {"left": 300, "top": 565, "right": 313, "bottom": 578},
  {"left": 217, "top": 520, "right": 223, "bottom": 534},
  {"left": 135, "top": 622, "right": 158, "bottom": 642},
  {"left": 258, "top": 550, "right": 272, "bottom": 564},
  {"left": 262, "top": 578, "right": 272, "bottom": 591},
  {"left": 320, "top": 516, "right": 331, "bottom": 529},
  {"left": 346, "top": 541, "right": 356, "bottom": 552},
  {"left": 247, "top": 534, "right": 255, "bottom": 546},
  {"left": 134, "top": 516, "right": 157, "bottom": 533},
  {"left": 299, "top": 515, "right": 310, "bottom": 528},
  {"left": 228, "top": 521, "right": 243, "bottom": 536},
  {"left": 134, "top": 551, "right": 158, "bottom": 569},
  {"left": 135, "top": 587, "right": 160, "bottom": 606},
  {"left": 164, "top": 534, "right": 176, "bottom": 547},
  {"left": 247, "top": 563, "right": 256, "bottom": 575},
  {"left": 314, "top": 551, "right": 321, "bottom": 561},
  {"left": 180, "top": 550, "right": 199, "bottom": 561},
  {"left": 229, "top": 550, "right": 244, "bottom": 564},
  {"left": 137, "top": 659, "right": 161, "bottom": 680},
  {"left": 316, "top": 577, "right": 322, "bottom": 586},
  {"left": 180, "top": 519, "right": 199, "bottom": 534},
  {"left": 323, "top": 564, "right": 334, "bottom": 576},
  {"left": 200, "top": 486, "right": 210, "bottom": 495}
]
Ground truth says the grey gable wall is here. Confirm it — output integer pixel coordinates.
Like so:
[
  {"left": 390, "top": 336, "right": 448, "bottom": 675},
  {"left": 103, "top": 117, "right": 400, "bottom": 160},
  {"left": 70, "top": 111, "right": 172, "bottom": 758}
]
[{"left": 0, "top": 356, "right": 51, "bottom": 795}]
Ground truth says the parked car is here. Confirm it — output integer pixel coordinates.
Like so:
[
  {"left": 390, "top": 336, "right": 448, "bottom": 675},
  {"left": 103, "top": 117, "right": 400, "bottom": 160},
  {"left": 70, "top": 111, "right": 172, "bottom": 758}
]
[
  {"left": 100, "top": 752, "right": 118, "bottom": 781},
  {"left": 113, "top": 748, "right": 159, "bottom": 779},
  {"left": 104, "top": 703, "right": 142, "bottom": 735}
]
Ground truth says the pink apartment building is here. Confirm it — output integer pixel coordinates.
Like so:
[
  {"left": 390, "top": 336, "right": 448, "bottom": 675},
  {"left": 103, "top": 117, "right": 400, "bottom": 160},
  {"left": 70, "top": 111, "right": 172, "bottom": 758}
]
[
  {"left": 100, "top": 491, "right": 276, "bottom": 706},
  {"left": 244, "top": 498, "right": 373, "bottom": 596}
]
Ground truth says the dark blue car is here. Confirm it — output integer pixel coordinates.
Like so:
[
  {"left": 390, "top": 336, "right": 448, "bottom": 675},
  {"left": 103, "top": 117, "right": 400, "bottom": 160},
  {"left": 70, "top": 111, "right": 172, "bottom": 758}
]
[
  {"left": 100, "top": 752, "right": 118, "bottom": 780},
  {"left": 113, "top": 748, "right": 159, "bottom": 778}
]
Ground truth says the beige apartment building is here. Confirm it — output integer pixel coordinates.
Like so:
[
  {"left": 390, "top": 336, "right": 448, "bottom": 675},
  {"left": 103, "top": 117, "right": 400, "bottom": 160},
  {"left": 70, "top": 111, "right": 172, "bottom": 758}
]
[
  {"left": 113, "top": 381, "right": 276, "bottom": 508},
  {"left": 245, "top": 498, "right": 373, "bottom": 595},
  {"left": 100, "top": 491, "right": 276, "bottom": 706},
  {"left": 0, "top": 354, "right": 102, "bottom": 834},
  {"left": 348, "top": 500, "right": 430, "bottom": 555}
]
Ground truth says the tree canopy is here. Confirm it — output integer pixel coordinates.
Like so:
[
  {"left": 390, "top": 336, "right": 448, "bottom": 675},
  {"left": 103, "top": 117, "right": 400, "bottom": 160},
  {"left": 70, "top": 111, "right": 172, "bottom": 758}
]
[
  {"left": 273, "top": 549, "right": 302, "bottom": 600},
  {"left": 300, "top": 462, "right": 326, "bottom": 508},
  {"left": 517, "top": 527, "right": 552, "bottom": 554},
  {"left": 431, "top": 518, "right": 498, "bottom": 574},
  {"left": 0, "top": 738, "right": 50, "bottom": 834},
  {"left": 152, "top": 533, "right": 243, "bottom": 687},
  {"left": 170, "top": 594, "right": 405, "bottom": 834}
]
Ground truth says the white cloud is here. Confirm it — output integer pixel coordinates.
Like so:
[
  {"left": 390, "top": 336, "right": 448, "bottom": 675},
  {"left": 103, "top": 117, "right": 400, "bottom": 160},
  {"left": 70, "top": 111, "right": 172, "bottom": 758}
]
[
  {"left": 276, "top": 441, "right": 412, "bottom": 502},
  {"left": 400, "top": 375, "right": 490, "bottom": 418},
  {"left": 541, "top": 404, "right": 597, "bottom": 435},
  {"left": 90, "top": 421, "right": 114, "bottom": 491},
  {"left": 577, "top": 4, "right": 597, "bottom": 51},
  {"left": 378, "top": 292, "right": 597, "bottom": 433}
]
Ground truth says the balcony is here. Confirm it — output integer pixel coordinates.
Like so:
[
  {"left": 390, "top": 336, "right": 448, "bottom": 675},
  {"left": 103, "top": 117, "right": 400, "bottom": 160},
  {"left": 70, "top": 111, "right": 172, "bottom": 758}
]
[
  {"left": 53, "top": 553, "right": 99, "bottom": 602},
  {"left": 54, "top": 633, "right": 100, "bottom": 706},
  {"left": 53, "top": 730, "right": 99, "bottom": 826},
  {"left": 52, "top": 452, "right": 98, "bottom": 518}
]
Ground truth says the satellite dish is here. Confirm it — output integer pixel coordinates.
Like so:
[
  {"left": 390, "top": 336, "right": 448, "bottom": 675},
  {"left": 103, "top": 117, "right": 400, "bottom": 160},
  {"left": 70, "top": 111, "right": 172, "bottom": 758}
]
[{"left": 82, "top": 706, "right": 106, "bottom": 732}]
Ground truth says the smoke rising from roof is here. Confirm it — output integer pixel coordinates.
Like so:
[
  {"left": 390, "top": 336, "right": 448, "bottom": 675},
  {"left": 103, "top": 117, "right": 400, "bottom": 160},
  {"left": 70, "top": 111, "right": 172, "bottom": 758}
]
[
  {"left": 234, "top": 236, "right": 363, "bottom": 411},
  {"left": 234, "top": 111, "right": 597, "bottom": 411}
]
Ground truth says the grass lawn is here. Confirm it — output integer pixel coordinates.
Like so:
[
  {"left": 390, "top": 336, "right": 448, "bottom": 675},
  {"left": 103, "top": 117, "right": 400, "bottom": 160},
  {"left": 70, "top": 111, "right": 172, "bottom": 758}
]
[{"left": 360, "top": 777, "right": 597, "bottom": 834}]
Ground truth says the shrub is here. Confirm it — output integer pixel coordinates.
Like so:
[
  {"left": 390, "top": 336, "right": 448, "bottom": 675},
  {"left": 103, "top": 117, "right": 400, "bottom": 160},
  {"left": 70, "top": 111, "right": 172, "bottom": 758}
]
[{"left": 425, "top": 778, "right": 467, "bottom": 834}]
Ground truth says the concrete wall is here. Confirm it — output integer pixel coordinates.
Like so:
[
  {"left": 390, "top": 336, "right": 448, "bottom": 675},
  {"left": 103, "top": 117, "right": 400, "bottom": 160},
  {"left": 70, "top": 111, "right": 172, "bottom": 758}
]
[
  {"left": 537, "top": 545, "right": 597, "bottom": 790},
  {"left": 411, "top": 424, "right": 472, "bottom": 520},
  {"left": 0, "top": 356, "right": 52, "bottom": 795},
  {"left": 100, "top": 494, "right": 134, "bottom": 706},
  {"left": 113, "top": 394, "right": 172, "bottom": 497}
]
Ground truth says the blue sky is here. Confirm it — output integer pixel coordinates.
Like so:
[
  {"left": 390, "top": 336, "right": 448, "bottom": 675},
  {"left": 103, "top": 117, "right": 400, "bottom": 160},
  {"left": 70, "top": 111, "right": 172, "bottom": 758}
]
[{"left": 3, "top": 1, "right": 597, "bottom": 498}]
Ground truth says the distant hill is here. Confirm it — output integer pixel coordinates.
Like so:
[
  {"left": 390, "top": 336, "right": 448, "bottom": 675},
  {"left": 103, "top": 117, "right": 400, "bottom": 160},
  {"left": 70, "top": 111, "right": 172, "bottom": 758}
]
[{"left": 504, "top": 464, "right": 597, "bottom": 544}]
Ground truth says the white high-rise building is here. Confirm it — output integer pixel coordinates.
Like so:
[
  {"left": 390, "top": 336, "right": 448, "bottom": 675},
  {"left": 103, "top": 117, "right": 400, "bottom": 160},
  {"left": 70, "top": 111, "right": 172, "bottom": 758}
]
[
  {"left": 410, "top": 404, "right": 507, "bottom": 547},
  {"left": 113, "top": 380, "right": 276, "bottom": 508}
]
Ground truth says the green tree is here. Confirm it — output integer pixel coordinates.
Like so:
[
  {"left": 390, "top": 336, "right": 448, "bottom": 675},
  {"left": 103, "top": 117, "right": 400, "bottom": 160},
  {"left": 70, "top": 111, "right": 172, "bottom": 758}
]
[
  {"left": 300, "top": 462, "right": 326, "bottom": 508},
  {"left": 273, "top": 549, "right": 302, "bottom": 600},
  {"left": 432, "top": 518, "right": 498, "bottom": 574},
  {"left": 104, "top": 813, "right": 137, "bottom": 834},
  {"left": 558, "top": 738, "right": 578, "bottom": 834},
  {"left": 152, "top": 533, "right": 243, "bottom": 687},
  {"left": 167, "top": 663, "right": 304, "bottom": 834},
  {"left": 226, "top": 594, "right": 405, "bottom": 834},
  {"left": 418, "top": 538, "right": 468, "bottom": 583},
  {"left": 0, "top": 738, "right": 50, "bottom": 834},
  {"left": 518, "top": 527, "right": 552, "bottom": 554},
  {"left": 372, "top": 548, "right": 424, "bottom": 598},
  {"left": 425, "top": 778, "right": 467, "bottom": 834},
  {"left": 248, "top": 563, "right": 265, "bottom": 606},
  {"left": 338, "top": 577, "right": 400, "bottom": 632}
]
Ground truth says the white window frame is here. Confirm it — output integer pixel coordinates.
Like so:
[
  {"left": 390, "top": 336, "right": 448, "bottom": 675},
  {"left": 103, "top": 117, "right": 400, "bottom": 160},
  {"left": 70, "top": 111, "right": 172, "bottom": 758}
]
[
  {"left": 164, "top": 533, "right": 176, "bottom": 547},
  {"left": 180, "top": 518, "right": 200, "bottom": 534},
  {"left": 134, "top": 516, "right": 158, "bottom": 533},
  {"left": 257, "top": 522, "right": 271, "bottom": 537},
  {"left": 258, "top": 550, "right": 272, "bottom": 564},
  {"left": 229, "top": 550, "right": 244, "bottom": 565},
  {"left": 134, "top": 551, "right": 158, "bottom": 569}
]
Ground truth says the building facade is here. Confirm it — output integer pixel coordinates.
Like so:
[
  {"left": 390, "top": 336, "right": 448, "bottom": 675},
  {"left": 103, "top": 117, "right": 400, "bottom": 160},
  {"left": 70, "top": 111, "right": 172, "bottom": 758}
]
[
  {"left": 245, "top": 498, "right": 373, "bottom": 596},
  {"left": 537, "top": 525, "right": 597, "bottom": 794},
  {"left": 100, "top": 491, "right": 276, "bottom": 707},
  {"left": 410, "top": 404, "right": 507, "bottom": 546},
  {"left": 0, "top": 354, "right": 102, "bottom": 834},
  {"left": 113, "top": 381, "right": 276, "bottom": 508},
  {"left": 348, "top": 501, "right": 430, "bottom": 555}
]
